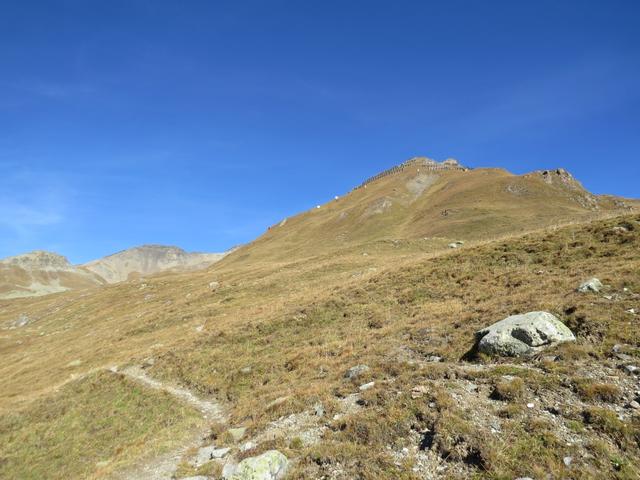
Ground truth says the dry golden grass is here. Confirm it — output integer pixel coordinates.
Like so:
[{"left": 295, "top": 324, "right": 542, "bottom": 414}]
[{"left": 0, "top": 206, "right": 639, "bottom": 478}]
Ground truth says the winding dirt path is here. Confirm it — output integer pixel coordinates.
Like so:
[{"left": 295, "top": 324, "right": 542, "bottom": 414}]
[{"left": 110, "top": 366, "right": 226, "bottom": 480}]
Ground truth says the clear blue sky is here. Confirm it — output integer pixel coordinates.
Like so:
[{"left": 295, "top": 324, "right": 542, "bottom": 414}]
[{"left": 1, "top": 1, "right": 639, "bottom": 263}]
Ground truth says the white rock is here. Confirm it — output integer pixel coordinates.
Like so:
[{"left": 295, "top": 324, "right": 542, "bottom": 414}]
[
  {"left": 476, "top": 311, "right": 575, "bottom": 356},
  {"left": 359, "top": 381, "right": 375, "bottom": 391},
  {"left": 577, "top": 278, "right": 603, "bottom": 293},
  {"left": 240, "top": 441, "right": 256, "bottom": 452},
  {"left": 344, "top": 364, "right": 370, "bottom": 380},
  {"left": 226, "top": 450, "right": 288, "bottom": 480}
]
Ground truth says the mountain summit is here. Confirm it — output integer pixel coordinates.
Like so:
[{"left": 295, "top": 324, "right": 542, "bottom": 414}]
[{"left": 222, "top": 157, "right": 636, "bottom": 267}]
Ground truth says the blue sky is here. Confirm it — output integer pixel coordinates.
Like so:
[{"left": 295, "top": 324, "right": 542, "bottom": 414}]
[{"left": 1, "top": 0, "right": 639, "bottom": 263}]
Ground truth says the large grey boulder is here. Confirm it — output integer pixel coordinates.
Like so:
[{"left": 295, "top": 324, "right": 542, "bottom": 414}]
[
  {"left": 476, "top": 311, "right": 575, "bottom": 356},
  {"left": 225, "top": 450, "right": 288, "bottom": 480},
  {"left": 578, "top": 278, "right": 603, "bottom": 293}
]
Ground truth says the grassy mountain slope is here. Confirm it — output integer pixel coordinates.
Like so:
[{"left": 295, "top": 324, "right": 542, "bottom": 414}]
[
  {"left": 225, "top": 163, "right": 635, "bottom": 267},
  {"left": 0, "top": 160, "right": 639, "bottom": 479}
]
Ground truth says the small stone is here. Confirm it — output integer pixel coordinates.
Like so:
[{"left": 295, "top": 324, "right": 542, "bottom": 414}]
[
  {"left": 67, "top": 359, "right": 82, "bottom": 367},
  {"left": 526, "top": 403, "right": 535, "bottom": 409},
  {"left": 603, "top": 295, "right": 613, "bottom": 300},
  {"left": 344, "top": 364, "right": 370, "bottom": 380},
  {"left": 313, "top": 402, "right": 325, "bottom": 417},
  {"left": 629, "top": 400, "right": 640, "bottom": 410},
  {"left": 626, "top": 309, "right": 636, "bottom": 315},
  {"left": 411, "top": 385, "right": 429, "bottom": 399},
  {"left": 227, "top": 427, "right": 247, "bottom": 442},
  {"left": 359, "top": 381, "right": 375, "bottom": 391},
  {"left": 564, "top": 456, "right": 573, "bottom": 467},
  {"left": 14, "top": 314, "right": 30, "bottom": 328},
  {"left": 577, "top": 278, "right": 603, "bottom": 293},
  {"left": 240, "top": 441, "right": 256, "bottom": 452},
  {"left": 240, "top": 366, "right": 252, "bottom": 374},
  {"left": 428, "top": 402, "right": 436, "bottom": 408},
  {"left": 615, "top": 353, "right": 634, "bottom": 362},
  {"left": 209, "top": 281, "right": 220, "bottom": 291},
  {"left": 624, "top": 365, "right": 639, "bottom": 375},
  {"left": 193, "top": 446, "right": 230, "bottom": 466},
  {"left": 426, "top": 355, "right": 443, "bottom": 363}
]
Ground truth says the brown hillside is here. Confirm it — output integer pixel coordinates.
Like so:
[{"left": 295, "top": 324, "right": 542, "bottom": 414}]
[{"left": 223, "top": 159, "right": 636, "bottom": 267}]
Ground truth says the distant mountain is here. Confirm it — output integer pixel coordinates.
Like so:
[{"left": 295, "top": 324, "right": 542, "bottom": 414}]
[
  {"left": 81, "top": 245, "right": 228, "bottom": 284},
  {"left": 0, "top": 245, "right": 229, "bottom": 299},
  {"left": 0, "top": 251, "right": 103, "bottom": 299}
]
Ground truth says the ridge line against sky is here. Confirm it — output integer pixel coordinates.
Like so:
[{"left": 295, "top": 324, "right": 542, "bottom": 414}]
[{"left": 1, "top": 0, "right": 639, "bottom": 263}]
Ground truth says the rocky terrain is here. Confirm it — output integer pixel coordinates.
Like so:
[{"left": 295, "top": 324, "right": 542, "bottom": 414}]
[
  {"left": 82, "top": 245, "right": 229, "bottom": 284},
  {"left": 0, "top": 245, "right": 229, "bottom": 300},
  {"left": 0, "top": 157, "right": 638, "bottom": 480},
  {"left": 0, "top": 250, "right": 103, "bottom": 299}
]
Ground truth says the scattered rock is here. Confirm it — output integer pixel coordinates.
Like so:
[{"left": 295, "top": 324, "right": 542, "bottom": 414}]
[
  {"left": 359, "top": 381, "right": 375, "bottom": 391},
  {"left": 193, "top": 446, "right": 230, "bottom": 466},
  {"left": 142, "top": 357, "right": 155, "bottom": 368},
  {"left": 225, "top": 450, "right": 288, "bottom": 480},
  {"left": 615, "top": 353, "right": 634, "bottom": 362},
  {"left": 475, "top": 311, "right": 576, "bottom": 356},
  {"left": 227, "top": 427, "right": 247, "bottom": 442},
  {"left": 240, "top": 441, "right": 256, "bottom": 452},
  {"left": 577, "top": 278, "right": 603, "bottom": 293},
  {"left": 411, "top": 385, "right": 429, "bottom": 399},
  {"left": 13, "top": 314, "right": 30, "bottom": 328},
  {"left": 344, "top": 364, "right": 370, "bottom": 380},
  {"left": 624, "top": 365, "right": 639, "bottom": 375}
]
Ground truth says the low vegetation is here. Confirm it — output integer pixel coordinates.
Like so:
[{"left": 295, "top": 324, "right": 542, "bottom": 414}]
[
  {"left": 0, "top": 371, "right": 201, "bottom": 479},
  {"left": 1, "top": 211, "right": 639, "bottom": 478}
]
